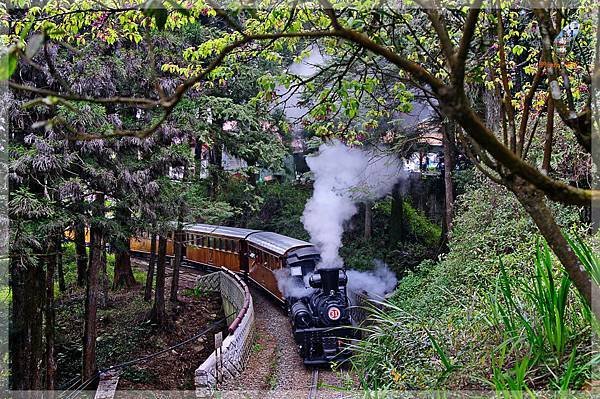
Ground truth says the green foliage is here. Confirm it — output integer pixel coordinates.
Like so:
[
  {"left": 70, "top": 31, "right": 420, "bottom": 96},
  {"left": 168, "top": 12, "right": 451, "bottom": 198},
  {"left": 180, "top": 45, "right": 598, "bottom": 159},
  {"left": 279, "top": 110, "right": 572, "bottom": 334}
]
[
  {"left": 183, "top": 286, "right": 208, "bottom": 299},
  {"left": 484, "top": 241, "right": 595, "bottom": 392},
  {"left": 245, "top": 182, "right": 311, "bottom": 240},
  {"left": 401, "top": 200, "right": 441, "bottom": 248},
  {"left": 341, "top": 198, "right": 440, "bottom": 274},
  {"left": 121, "top": 366, "right": 156, "bottom": 384},
  {"left": 566, "top": 234, "right": 600, "bottom": 286},
  {"left": 349, "top": 178, "right": 596, "bottom": 392}
]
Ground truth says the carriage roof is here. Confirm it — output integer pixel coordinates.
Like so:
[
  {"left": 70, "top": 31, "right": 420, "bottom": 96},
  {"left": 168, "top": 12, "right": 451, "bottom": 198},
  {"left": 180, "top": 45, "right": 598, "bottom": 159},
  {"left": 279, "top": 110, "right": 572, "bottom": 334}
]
[
  {"left": 246, "top": 231, "right": 313, "bottom": 256},
  {"left": 184, "top": 223, "right": 259, "bottom": 239}
]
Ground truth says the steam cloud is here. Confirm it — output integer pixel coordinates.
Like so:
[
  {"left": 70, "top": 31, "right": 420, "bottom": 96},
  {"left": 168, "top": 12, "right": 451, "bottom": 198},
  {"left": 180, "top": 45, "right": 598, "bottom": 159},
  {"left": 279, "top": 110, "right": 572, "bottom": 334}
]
[
  {"left": 273, "top": 268, "right": 314, "bottom": 298},
  {"left": 302, "top": 140, "right": 405, "bottom": 269},
  {"left": 346, "top": 260, "right": 398, "bottom": 299}
]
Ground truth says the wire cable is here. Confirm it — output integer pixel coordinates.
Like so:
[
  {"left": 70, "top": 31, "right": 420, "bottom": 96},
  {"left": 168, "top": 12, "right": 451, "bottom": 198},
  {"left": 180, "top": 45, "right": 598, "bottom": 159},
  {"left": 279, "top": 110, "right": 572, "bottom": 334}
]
[{"left": 60, "top": 313, "right": 233, "bottom": 398}]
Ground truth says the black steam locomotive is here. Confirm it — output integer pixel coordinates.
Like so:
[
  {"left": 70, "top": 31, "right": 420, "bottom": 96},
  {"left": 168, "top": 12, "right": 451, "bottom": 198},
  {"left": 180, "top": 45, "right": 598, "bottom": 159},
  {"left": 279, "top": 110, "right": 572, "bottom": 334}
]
[{"left": 285, "top": 247, "right": 355, "bottom": 365}]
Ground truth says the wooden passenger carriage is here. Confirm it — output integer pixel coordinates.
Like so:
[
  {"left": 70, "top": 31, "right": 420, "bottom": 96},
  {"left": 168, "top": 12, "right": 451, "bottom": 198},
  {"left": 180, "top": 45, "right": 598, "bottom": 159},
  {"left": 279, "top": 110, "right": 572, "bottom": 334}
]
[
  {"left": 130, "top": 231, "right": 175, "bottom": 256},
  {"left": 184, "top": 224, "right": 314, "bottom": 301},
  {"left": 245, "top": 231, "right": 313, "bottom": 300},
  {"left": 183, "top": 224, "right": 258, "bottom": 273},
  {"left": 130, "top": 223, "right": 315, "bottom": 302}
]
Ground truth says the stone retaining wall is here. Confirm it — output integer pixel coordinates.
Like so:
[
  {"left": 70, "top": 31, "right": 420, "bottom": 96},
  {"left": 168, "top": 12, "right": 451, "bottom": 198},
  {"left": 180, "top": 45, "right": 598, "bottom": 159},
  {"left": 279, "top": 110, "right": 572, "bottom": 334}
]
[{"left": 194, "top": 269, "right": 255, "bottom": 394}]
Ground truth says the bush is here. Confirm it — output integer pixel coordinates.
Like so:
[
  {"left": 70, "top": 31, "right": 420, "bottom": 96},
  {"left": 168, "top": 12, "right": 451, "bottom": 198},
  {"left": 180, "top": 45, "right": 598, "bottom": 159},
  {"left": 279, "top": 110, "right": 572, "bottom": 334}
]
[{"left": 340, "top": 198, "right": 441, "bottom": 274}]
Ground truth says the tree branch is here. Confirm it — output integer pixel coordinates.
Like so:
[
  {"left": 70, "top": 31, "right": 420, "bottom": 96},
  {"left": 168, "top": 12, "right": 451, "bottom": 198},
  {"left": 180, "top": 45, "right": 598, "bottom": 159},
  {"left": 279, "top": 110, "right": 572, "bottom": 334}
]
[{"left": 454, "top": 3, "right": 482, "bottom": 89}]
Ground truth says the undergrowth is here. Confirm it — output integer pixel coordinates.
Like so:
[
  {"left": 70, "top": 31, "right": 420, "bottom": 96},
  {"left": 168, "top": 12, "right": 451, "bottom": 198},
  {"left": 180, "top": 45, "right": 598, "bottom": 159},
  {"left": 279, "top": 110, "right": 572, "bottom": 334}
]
[{"left": 349, "top": 181, "right": 598, "bottom": 393}]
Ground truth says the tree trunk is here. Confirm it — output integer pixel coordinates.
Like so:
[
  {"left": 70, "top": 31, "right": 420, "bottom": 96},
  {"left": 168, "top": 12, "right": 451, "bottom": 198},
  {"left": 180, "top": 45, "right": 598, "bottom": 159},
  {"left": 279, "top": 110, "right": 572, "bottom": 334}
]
[
  {"left": 113, "top": 207, "right": 136, "bottom": 289},
  {"left": 99, "top": 241, "right": 108, "bottom": 309},
  {"left": 144, "top": 232, "right": 157, "bottom": 302},
  {"left": 389, "top": 184, "right": 405, "bottom": 246},
  {"left": 151, "top": 235, "right": 167, "bottom": 325},
  {"left": 511, "top": 177, "right": 599, "bottom": 320},
  {"left": 364, "top": 202, "right": 373, "bottom": 240},
  {"left": 442, "top": 123, "right": 455, "bottom": 233},
  {"left": 170, "top": 229, "right": 183, "bottom": 302},
  {"left": 45, "top": 238, "right": 57, "bottom": 390},
  {"left": 82, "top": 195, "right": 103, "bottom": 382},
  {"left": 541, "top": 95, "right": 554, "bottom": 175},
  {"left": 194, "top": 139, "right": 204, "bottom": 180},
  {"left": 56, "top": 233, "right": 65, "bottom": 292},
  {"left": 209, "top": 142, "right": 222, "bottom": 199},
  {"left": 171, "top": 167, "right": 188, "bottom": 302},
  {"left": 9, "top": 258, "right": 44, "bottom": 390},
  {"left": 113, "top": 242, "right": 136, "bottom": 289},
  {"left": 75, "top": 221, "right": 88, "bottom": 288}
]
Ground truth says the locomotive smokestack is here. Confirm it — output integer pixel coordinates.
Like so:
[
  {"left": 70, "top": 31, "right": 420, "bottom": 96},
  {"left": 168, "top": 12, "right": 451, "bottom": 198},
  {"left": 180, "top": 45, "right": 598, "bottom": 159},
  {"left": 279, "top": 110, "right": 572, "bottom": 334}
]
[
  {"left": 309, "top": 268, "right": 347, "bottom": 295},
  {"left": 320, "top": 269, "right": 339, "bottom": 294}
]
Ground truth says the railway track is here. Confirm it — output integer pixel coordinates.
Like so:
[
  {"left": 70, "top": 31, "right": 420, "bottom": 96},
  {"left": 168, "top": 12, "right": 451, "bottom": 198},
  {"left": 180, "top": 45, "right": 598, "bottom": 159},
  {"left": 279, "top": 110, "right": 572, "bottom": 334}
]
[{"left": 308, "top": 368, "right": 319, "bottom": 399}]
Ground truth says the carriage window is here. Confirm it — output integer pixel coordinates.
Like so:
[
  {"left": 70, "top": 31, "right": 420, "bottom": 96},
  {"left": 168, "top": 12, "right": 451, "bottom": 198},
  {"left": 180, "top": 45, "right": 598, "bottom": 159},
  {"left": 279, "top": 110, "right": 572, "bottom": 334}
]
[
  {"left": 224, "top": 240, "right": 229, "bottom": 252},
  {"left": 231, "top": 240, "right": 238, "bottom": 253}
]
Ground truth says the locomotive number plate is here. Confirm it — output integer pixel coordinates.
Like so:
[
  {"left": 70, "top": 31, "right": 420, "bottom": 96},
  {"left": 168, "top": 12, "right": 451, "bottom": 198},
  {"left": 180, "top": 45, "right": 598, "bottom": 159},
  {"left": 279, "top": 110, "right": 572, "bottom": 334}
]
[{"left": 328, "top": 307, "right": 341, "bottom": 321}]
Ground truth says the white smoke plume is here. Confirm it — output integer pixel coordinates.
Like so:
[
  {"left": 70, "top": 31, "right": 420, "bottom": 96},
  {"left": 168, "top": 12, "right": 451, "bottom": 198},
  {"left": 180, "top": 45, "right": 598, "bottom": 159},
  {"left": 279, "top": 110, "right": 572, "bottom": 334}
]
[
  {"left": 346, "top": 260, "right": 398, "bottom": 299},
  {"left": 273, "top": 268, "right": 315, "bottom": 298},
  {"left": 302, "top": 140, "right": 405, "bottom": 269}
]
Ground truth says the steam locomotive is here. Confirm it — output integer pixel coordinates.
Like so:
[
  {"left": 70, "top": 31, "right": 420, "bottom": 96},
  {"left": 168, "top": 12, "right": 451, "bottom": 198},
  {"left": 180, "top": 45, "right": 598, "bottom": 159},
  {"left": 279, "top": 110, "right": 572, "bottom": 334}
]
[
  {"left": 130, "top": 224, "right": 355, "bottom": 365},
  {"left": 285, "top": 247, "right": 355, "bottom": 364}
]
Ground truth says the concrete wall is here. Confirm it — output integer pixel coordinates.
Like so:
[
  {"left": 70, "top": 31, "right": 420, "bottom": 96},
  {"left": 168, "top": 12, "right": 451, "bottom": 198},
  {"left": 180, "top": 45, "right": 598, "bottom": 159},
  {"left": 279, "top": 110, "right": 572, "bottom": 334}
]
[{"left": 194, "top": 269, "right": 255, "bottom": 394}]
